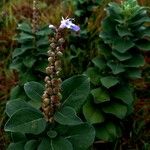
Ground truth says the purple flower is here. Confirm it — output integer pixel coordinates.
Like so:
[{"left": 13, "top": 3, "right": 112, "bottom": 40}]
[{"left": 59, "top": 17, "right": 80, "bottom": 32}]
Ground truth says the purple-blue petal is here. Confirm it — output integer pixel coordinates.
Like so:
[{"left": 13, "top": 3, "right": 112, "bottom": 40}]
[{"left": 70, "top": 24, "right": 80, "bottom": 31}]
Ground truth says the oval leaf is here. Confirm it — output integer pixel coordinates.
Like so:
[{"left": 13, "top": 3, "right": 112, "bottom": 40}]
[
  {"left": 100, "top": 76, "right": 119, "bottom": 88},
  {"left": 91, "top": 88, "right": 110, "bottom": 103},
  {"left": 62, "top": 75, "right": 90, "bottom": 111},
  {"left": 66, "top": 123, "right": 95, "bottom": 150},
  {"left": 38, "top": 137, "right": 73, "bottom": 150},
  {"left": 24, "top": 81, "right": 44, "bottom": 102},
  {"left": 102, "top": 102, "right": 127, "bottom": 119},
  {"left": 5, "top": 108, "right": 46, "bottom": 134},
  {"left": 83, "top": 98, "right": 104, "bottom": 124},
  {"left": 54, "top": 106, "right": 82, "bottom": 125},
  {"left": 24, "top": 140, "right": 39, "bottom": 150}
]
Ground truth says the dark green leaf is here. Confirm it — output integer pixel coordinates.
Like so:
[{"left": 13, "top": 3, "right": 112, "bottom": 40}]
[
  {"left": 83, "top": 99, "right": 104, "bottom": 124},
  {"left": 47, "top": 130, "right": 57, "bottom": 138},
  {"left": 38, "top": 137, "right": 73, "bottom": 150},
  {"left": 7, "top": 141, "right": 25, "bottom": 150},
  {"left": 113, "top": 38, "right": 134, "bottom": 53},
  {"left": 11, "top": 132, "right": 26, "bottom": 143},
  {"left": 112, "top": 50, "right": 132, "bottom": 61},
  {"left": 62, "top": 75, "right": 90, "bottom": 111},
  {"left": 126, "top": 68, "right": 142, "bottom": 79},
  {"left": 116, "top": 25, "right": 133, "bottom": 37},
  {"left": 96, "top": 122, "right": 122, "bottom": 142},
  {"left": 92, "top": 57, "right": 106, "bottom": 70},
  {"left": 91, "top": 88, "right": 110, "bottom": 103},
  {"left": 23, "top": 56, "right": 36, "bottom": 68},
  {"left": 24, "top": 140, "right": 38, "bottom": 150},
  {"left": 6, "top": 99, "right": 39, "bottom": 117},
  {"left": 102, "top": 102, "right": 127, "bottom": 119},
  {"left": 112, "top": 86, "right": 134, "bottom": 105},
  {"left": 17, "top": 23, "right": 32, "bottom": 33},
  {"left": 66, "top": 123, "right": 95, "bottom": 150},
  {"left": 136, "top": 39, "right": 150, "bottom": 51},
  {"left": 125, "top": 55, "right": 145, "bottom": 67},
  {"left": 54, "top": 106, "right": 82, "bottom": 125},
  {"left": 100, "top": 76, "right": 119, "bottom": 88},
  {"left": 5, "top": 108, "right": 46, "bottom": 134},
  {"left": 107, "top": 61, "right": 125, "bottom": 74},
  {"left": 24, "top": 81, "right": 44, "bottom": 102},
  {"left": 85, "top": 67, "right": 101, "bottom": 85}
]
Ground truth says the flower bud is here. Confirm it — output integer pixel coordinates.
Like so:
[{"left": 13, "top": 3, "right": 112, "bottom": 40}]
[
  {"left": 46, "top": 88, "right": 53, "bottom": 95},
  {"left": 42, "top": 93, "right": 48, "bottom": 99},
  {"left": 56, "top": 47, "right": 60, "bottom": 52},
  {"left": 58, "top": 38, "right": 65, "bottom": 44},
  {"left": 57, "top": 92, "right": 62, "bottom": 100},
  {"left": 50, "top": 43, "right": 56, "bottom": 49},
  {"left": 43, "top": 106, "right": 50, "bottom": 115},
  {"left": 54, "top": 60, "right": 61, "bottom": 68},
  {"left": 44, "top": 76, "right": 50, "bottom": 82},
  {"left": 48, "top": 51, "right": 55, "bottom": 57},
  {"left": 48, "top": 57, "right": 54, "bottom": 63},
  {"left": 51, "top": 95, "right": 60, "bottom": 103},
  {"left": 51, "top": 79, "right": 59, "bottom": 86},
  {"left": 56, "top": 71, "right": 61, "bottom": 76},
  {"left": 57, "top": 51, "right": 63, "bottom": 57},
  {"left": 46, "top": 66, "right": 54, "bottom": 75},
  {"left": 53, "top": 87, "right": 60, "bottom": 94},
  {"left": 43, "top": 98, "right": 50, "bottom": 106}
]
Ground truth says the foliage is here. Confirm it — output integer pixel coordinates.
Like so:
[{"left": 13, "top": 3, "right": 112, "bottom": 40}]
[
  {"left": 84, "top": 0, "right": 150, "bottom": 148},
  {"left": 5, "top": 75, "right": 95, "bottom": 150}
]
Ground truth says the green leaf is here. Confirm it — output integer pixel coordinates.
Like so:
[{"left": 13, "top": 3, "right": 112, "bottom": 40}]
[
  {"left": 6, "top": 99, "right": 39, "bottom": 117},
  {"left": 125, "top": 55, "right": 145, "bottom": 67},
  {"left": 24, "top": 81, "right": 44, "bottom": 102},
  {"left": 112, "top": 86, "right": 134, "bottom": 105},
  {"left": 47, "top": 130, "right": 57, "bottom": 138},
  {"left": 23, "top": 56, "right": 36, "bottom": 68},
  {"left": 92, "top": 57, "right": 106, "bottom": 70},
  {"left": 34, "top": 60, "right": 48, "bottom": 73},
  {"left": 85, "top": 67, "right": 101, "bottom": 85},
  {"left": 100, "top": 76, "right": 119, "bottom": 88},
  {"left": 136, "top": 39, "right": 150, "bottom": 51},
  {"left": 12, "top": 46, "right": 35, "bottom": 58},
  {"left": 36, "top": 25, "right": 54, "bottom": 36},
  {"left": 96, "top": 122, "right": 122, "bottom": 142},
  {"left": 54, "top": 106, "right": 82, "bottom": 125},
  {"left": 113, "top": 38, "right": 134, "bottom": 53},
  {"left": 38, "top": 137, "right": 73, "bottom": 150},
  {"left": 62, "top": 75, "right": 90, "bottom": 111},
  {"left": 116, "top": 25, "right": 133, "bottom": 37},
  {"left": 18, "top": 32, "right": 34, "bottom": 42},
  {"left": 7, "top": 141, "right": 25, "bottom": 150},
  {"left": 66, "top": 123, "right": 95, "bottom": 150},
  {"left": 126, "top": 68, "right": 142, "bottom": 79},
  {"left": 5, "top": 108, "right": 46, "bottom": 134},
  {"left": 19, "top": 71, "right": 37, "bottom": 85},
  {"left": 112, "top": 50, "right": 132, "bottom": 61},
  {"left": 17, "top": 23, "right": 32, "bottom": 33},
  {"left": 36, "top": 37, "right": 49, "bottom": 47},
  {"left": 9, "top": 85, "right": 28, "bottom": 101},
  {"left": 11, "top": 132, "right": 26, "bottom": 143},
  {"left": 102, "top": 102, "right": 127, "bottom": 119},
  {"left": 107, "top": 61, "right": 125, "bottom": 74},
  {"left": 24, "top": 140, "right": 38, "bottom": 150},
  {"left": 91, "top": 88, "right": 110, "bottom": 103},
  {"left": 83, "top": 99, "right": 104, "bottom": 124}
]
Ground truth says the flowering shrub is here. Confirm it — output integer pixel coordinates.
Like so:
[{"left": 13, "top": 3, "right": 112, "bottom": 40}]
[{"left": 4, "top": 19, "right": 95, "bottom": 149}]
